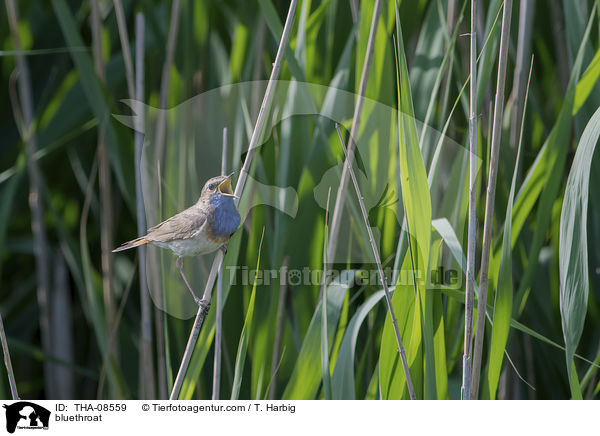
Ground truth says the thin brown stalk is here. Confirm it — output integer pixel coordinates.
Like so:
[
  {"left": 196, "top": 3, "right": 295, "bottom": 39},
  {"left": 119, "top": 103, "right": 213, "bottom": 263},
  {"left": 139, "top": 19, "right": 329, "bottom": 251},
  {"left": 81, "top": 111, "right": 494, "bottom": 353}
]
[
  {"left": 113, "top": 0, "right": 135, "bottom": 100},
  {"left": 461, "top": 0, "right": 478, "bottom": 401},
  {"left": 0, "top": 314, "right": 18, "bottom": 399},
  {"left": 325, "top": 0, "right": 382, "bottom": 270},
  {"left": 133, "top": 13, "right": 156, "bottom": 400},
  {"left": 91, "top": 0, "right": 118, "bottom": 371},
  {"left": 212, "top": 127, "right": 228, "bottom": 400},
  {"left": 154, "top": 0, "right": 181, "bottom": 165},
  {"left": 471, "top": 0, "right": 513, "bottom": 400},
  {"left": 169, "top": 0, "right": 298, "bottom": 400},
  {"left": 6, "top": 0, "right": 46, "bottom": 400},
  {"left": 335, "top": 124, "right": 416, "bottom": 400}
]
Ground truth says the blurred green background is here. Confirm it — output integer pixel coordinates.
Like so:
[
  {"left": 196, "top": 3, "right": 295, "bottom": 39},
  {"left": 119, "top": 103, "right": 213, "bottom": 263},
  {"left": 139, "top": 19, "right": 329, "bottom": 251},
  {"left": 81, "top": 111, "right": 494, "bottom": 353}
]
[{"left": 1, "top": 0, "right": 600, "bottom": 400}]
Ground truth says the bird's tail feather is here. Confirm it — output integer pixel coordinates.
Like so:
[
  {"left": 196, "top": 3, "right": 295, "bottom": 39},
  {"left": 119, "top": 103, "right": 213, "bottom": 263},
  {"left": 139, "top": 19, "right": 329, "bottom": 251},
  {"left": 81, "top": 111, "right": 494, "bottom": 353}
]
[{"left": 112, "top": 237, "right": 148, "bottom": 252}]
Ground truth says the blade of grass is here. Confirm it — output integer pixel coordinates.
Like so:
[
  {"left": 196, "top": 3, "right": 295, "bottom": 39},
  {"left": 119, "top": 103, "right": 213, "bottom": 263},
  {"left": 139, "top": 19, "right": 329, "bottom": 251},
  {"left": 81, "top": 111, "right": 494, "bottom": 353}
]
[
  {"left": 396, "top": 0, "right": 435, "bottom": 399},
  {"left": 230, "top": 228, "right": 264, "bottom": 400},
  {"left": 321, "top": 188, "right": 332, "bottom": 400},
  {"left": 573, "top": 48, "right": 600, "bottom": 115},
  {"left": 332, "top": 290, "right": 385, "bottom": 399},
  {"left": 268, "top": 257, "right": 289, "bottom": 399},
  {"left": 559, "top": 104, "right": 600, "bottom": 399},
  {"left": 282, "top": 272, "right": 355, "bottom": 399}
]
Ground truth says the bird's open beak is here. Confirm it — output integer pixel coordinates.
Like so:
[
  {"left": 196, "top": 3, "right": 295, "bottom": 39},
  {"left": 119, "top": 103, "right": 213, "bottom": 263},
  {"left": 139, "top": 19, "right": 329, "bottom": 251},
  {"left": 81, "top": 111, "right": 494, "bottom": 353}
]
[{"left": 218, "top": 172, "right": 236, "bottom": 197}]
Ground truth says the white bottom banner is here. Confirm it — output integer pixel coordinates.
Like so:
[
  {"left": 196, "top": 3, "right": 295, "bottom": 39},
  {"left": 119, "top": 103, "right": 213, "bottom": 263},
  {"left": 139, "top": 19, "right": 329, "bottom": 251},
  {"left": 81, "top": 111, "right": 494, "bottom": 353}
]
[{"left": 0, "top": 400, "right": 594, "bottom": 435}]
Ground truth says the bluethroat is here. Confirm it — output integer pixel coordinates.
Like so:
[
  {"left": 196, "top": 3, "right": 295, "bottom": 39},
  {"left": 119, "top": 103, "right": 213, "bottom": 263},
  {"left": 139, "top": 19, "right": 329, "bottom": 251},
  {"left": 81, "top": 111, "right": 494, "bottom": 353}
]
[{"left": 113, "top": 173, "right": 241, "bottom": 309}]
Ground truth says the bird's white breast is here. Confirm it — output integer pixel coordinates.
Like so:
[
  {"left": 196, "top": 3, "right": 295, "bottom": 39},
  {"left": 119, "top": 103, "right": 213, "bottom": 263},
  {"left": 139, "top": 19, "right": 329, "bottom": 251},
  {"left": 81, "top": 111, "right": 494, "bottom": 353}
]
[{"left": 152, "top": 235, "right": 224, "bottom": 257}]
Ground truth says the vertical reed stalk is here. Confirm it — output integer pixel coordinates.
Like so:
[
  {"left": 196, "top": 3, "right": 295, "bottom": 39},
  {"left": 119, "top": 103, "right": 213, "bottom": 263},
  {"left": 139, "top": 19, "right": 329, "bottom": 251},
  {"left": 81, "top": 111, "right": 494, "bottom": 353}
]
[
  {"left": 471, "top": 0, "right": 513, "bottom": 400},
  {"left": 325, "top": 0, "right": 382, "bottom": 267},
  {"left": 212, "top": 127, "right": 228, "bottom": 400},
  {"left": 154, "top": 0, "right": 181, "bottom": 165},
  {"left": 336, "top": 124, "right": 416, "bottom": 400},
  {"left": 113, "top": 0, "right": 135, "bottom": 100},
  {"left": 91, "top": 0, "right": 118, "bottom": 372},
  {"left": 461, "top": 0, "right": 478, "bottom": 401},
  {"left": 5, "top": 0, "right": 45, "bottom": 400},
  {"left": 0, "top": 313, "right": 18, "bottom": 399},
  {"left": 510, "top": 0, "right": 535, "bottom": 157},
  {"left": 131, "top": 13, "right": 156, "bottom": 400},
  {"left": 169, "top": 0, "right": 298, "bottom": 400}
]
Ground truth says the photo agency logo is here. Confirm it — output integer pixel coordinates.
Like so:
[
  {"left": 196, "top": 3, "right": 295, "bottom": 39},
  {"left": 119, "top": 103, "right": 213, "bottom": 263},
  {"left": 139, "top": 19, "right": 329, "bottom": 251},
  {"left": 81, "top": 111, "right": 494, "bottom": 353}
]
[
  {"left": 3, "top": 402, "right": 50, "bottom": 433},
  {"left": 114, "top": 80, "right": 479, "bottom": 318},
  {"left": 225, "top": 265, "right": 461, "bottom": 289}
]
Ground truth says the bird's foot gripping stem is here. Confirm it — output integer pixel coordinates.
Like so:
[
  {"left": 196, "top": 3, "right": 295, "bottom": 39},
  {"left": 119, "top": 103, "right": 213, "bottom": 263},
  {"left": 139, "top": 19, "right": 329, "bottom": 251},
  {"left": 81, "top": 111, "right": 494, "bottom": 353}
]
[{"left": 197, "top": 299, "right": 211, "bottom": 317}]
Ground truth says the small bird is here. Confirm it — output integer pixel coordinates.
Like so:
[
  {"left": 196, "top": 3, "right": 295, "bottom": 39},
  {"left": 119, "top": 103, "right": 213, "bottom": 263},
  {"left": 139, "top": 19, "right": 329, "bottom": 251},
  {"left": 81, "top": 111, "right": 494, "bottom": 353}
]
[{"left": 113, "top": 173, "right": 241, "bottom": 310}]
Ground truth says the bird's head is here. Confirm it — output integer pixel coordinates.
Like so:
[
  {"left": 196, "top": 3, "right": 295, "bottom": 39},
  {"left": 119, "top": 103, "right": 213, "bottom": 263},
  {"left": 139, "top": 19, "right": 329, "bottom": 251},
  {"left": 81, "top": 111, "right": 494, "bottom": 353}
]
[{"left": 201, "top": 173, "right": 237, "bottom": 201}]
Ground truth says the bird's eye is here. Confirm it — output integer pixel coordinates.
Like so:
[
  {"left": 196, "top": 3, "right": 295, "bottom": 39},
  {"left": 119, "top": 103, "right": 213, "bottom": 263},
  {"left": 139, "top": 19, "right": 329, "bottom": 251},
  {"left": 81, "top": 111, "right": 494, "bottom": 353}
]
[{"left": 209, "top": 183, "right": 217, "bottom": 190}]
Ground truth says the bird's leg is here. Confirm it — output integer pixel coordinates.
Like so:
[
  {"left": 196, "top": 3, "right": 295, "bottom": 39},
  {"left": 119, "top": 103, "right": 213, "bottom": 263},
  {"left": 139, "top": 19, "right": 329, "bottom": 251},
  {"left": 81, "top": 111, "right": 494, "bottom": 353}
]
[
  {"left": 176, "top": 257, "right": 203, "bottom": 307},
  {"left": 220, "top": 243, "right": 228, "bottom": 255}
]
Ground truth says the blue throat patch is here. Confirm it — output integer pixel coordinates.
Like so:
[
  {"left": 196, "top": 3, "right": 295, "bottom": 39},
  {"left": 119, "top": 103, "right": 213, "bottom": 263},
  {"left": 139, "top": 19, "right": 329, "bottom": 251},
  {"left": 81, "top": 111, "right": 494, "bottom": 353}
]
[{"left": 209, "top": 193, "right": 241, "bottom": 237}]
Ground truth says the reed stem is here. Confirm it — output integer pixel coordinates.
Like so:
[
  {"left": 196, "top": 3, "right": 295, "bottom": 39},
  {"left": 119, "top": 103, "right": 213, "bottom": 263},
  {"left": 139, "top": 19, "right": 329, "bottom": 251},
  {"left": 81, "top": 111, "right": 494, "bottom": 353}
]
[
  {"left": 461, "top": 0, "right": 478, "bottom": 401},
  {"left": 5, "top": 0, "right": 44, "bottom": 400},
  {"left": 471, "top": 0, "right": 513, "bottom": 400},
  {"left": 169, "top": 0, "right": 298, "bottom": 399},
  {"left": 212, "top": 127, "right": 228, "bottom": 400},
  {"left": 154, "top": 0, "right": 181, "bottom": 165}
]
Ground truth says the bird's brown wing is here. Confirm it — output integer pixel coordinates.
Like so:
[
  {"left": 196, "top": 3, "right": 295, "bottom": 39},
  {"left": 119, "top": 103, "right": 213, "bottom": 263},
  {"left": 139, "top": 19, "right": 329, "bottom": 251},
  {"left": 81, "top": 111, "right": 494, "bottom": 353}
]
[{"left": 145, "top": 206, "right": 207, "bottom": 242}]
